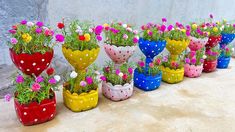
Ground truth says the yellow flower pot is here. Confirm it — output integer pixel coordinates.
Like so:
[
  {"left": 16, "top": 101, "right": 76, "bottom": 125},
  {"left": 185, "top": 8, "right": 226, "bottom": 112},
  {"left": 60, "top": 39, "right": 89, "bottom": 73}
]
[
  {"left": 63, "top": 88, "right": 98, "bottom": 112},
  {"left": 62, "top": 46, "right": 100, "bottom": 71},
  {"left": 160, "top": 66, "right": 184, "bottom": 84},
  {"left": 166, "top": 39, "right": 189, "bottom": 60}
]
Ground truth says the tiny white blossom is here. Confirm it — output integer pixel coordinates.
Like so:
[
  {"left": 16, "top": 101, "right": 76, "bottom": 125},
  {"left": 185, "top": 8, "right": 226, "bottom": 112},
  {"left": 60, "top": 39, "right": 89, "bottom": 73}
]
[
  {"left": 126, "top": 27, "right": 132, "bottom": 32},
  {"left": 54, "top": 75, "right": 61, "bottom": 82},
  {"left": 232, "top": 48, "right": 234, "bottom": 51},
  {"left": 133, "top": 30, "right": 138, "bottom": 35},
  {"left": 89, "top": 28, "right": 93, "bottom": 33},
  {"left": 118, "top": 72, "right": 123, "bottom": 77},
  {"left": 27, "top": 21, "right": 34, "bottom": 27},
  {"left": 122, "top": 24, "right": 127, "bottom": 28},
  {"left": 95, "top": 71, "right": 101, "bottom": 75},
  {"left": 70, "top": 71, "right": 78, "bottom": 78},
  {"left": 203, "top": 55, "right": 207, "bottom": 59}
]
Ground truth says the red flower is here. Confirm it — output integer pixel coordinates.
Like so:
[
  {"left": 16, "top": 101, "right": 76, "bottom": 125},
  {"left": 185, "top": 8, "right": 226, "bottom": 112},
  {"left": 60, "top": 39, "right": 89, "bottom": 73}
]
[
  {"left": 78, "top": 35, "right": 85, "bottom": 41},
  {"left": 46, "top": 67, "right": 54, "bottom": 75},
  {"left": 57, "top": 22, "right": 64, "bottom": 29},
  {"left": 122, "top": 74, "right": 128, "bottom": 80},
  {"left": 12, "top": 25, "right": 17, "bottom": 30}
]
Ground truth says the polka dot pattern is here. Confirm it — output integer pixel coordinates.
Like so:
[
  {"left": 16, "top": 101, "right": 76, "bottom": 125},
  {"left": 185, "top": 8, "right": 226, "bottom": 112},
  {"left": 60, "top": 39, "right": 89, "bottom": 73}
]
[
  {"left": 184, "top": 64, "right": 203, "bottom": 78},
  {"left": 14, "top": 91, "right": 56, "bottom": 126},
  {"left": 188, "top": 36, "right": 208, "bottom": 51},
  {"left": 102, "top": 81, "right": 133, "bottom": 101},
  {"left": 203, "top": 60, "right": 217, "bottom": 72},
  {"left": 9, "top": 49, "right": 54, "bottom": 77},
  {"left": 166, "top": 38, "right": 189, "bottom": 55},
  {"left": 220, "top": 33, "right": 235, "bottom": 44},
  {"left": 160, "top": 66, "right": 184, "bottom": 84},
  {"left": 205, "top": 35, "right": 222, "bottom": 49},
  {"left": 217, "top": 57, "right": 231, "bottom": 69}
]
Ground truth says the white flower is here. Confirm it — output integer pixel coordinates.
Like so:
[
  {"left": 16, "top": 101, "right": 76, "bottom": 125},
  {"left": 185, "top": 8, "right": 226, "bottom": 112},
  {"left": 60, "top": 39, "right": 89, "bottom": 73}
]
[
  {"left": 54, "top": 75, "right": 61, "bottom": 82},
  {"left": 89, "top": 28, "right": 93, "bottom": 33},
  {"left": 118, "top": 72, "right": 123, "bottom": 77},
  {"left": 95, "top": 71, "right": 100, "bottom": 75},
  {"left": 220, "top": 25, "right": 224, "bottom": 31},
  {"left": 135, "top": 36, "right": 139, "bottom": 39},
  {"left": 70, "top": 71, "right": 78, "bottom": 78},
  {"left": 126, "top": 27, "right": 132, "bottom": 32},
  {"left": 77, "top": 25, "right": 81, "bottom": 30},
  {"left": 76, "top": 29, "right": 83, "bottom": 35},
  {"left": 42, "top": 26, "right": 49, "bottom": 30},
  {"left": 27, "top": 21, "right": 34, "bottom": 27},
  {"left": 232, "top": 48, "right": 234, "bottom": 51},
  {"left": 203, "top": 55, "right": 207, "bottom": 59},
  {"left": 122, "top": 24, "right": 127, "bottom": 28}
]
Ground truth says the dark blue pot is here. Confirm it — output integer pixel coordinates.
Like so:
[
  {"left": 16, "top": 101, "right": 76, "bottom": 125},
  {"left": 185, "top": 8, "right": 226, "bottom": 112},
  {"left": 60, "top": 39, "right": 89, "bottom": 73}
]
[
  {"left": 134, "top": 69, "right": 162, "bottom": 91},
  {"left": 220, "top": 33, "right": 235, "bottom": 45},
  {"left": 217, "top": 56, "right": 231, "bottom": 69}
]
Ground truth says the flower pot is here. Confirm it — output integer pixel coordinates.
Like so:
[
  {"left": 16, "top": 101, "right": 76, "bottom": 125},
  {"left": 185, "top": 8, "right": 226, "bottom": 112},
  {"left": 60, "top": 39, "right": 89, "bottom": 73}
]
[
  {"left": 220, "top": 33, "right": 235, "bottom": 45},
  {"left": 188, "top": 36, "right": 208, "bottom": 51},
  {"left": 62, "top": 46, "right": 100, "bottom": 71},
  {"left": 104, "top": 44, "right": 136, "bottom": 64},
  {"left": 9, "top": 48, "right": 54, "bottom": 76},
  {"left": 203, "top": 60, "right": 217, "bottom": 72},
  {"left": 102, "top": 81, "right": 133, "bottom": 101},
  {"left": 134, "top": 69, "right": 162, "bottom": 91},
  {"left": 160, "top": 66, "right": 184, "bottom": 84},
  {"left": 217, "top": 56, "right": 231, "bottom": 69},
  {"left": 166, "top": 38, "right": 189, "bottom": 56},
  {"left": 14, "top": 91, "right": 56, "bottom": 126},
  {"left": 205, "top": 36, "right": 222, "bottom": 49},
  {"left": 63, "top": 88, "right": 98, "bottom": 112},
  {"left": 184, "top": 64, "right": 203, "bottom": 78}
]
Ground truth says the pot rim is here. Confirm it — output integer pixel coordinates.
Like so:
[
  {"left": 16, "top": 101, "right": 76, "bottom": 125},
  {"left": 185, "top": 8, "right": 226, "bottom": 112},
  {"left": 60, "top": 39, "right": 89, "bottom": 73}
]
[
  {"left": 104, "top": 43, "right": 137, "bottom": 48},
  {"left": 62, "top": 45, "right": 100, "bottom": 53},
  {"left": 160, "top": 66, "right": 184, "bottom": 73},
  {"left": 102, "top": 80, "right": 133, "bottom": 88},
  {"left": 9, "top": 47, "right": 53, "bottom": 55},
  {"left": 63, "top": 87, "right": 98, "bottom": 98}
]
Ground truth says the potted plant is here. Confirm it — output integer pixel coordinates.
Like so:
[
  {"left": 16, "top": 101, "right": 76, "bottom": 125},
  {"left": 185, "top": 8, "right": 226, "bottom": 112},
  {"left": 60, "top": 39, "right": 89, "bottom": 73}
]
[
  {"left": 203, "top": 47, "right": 220, "bottom": 72},
  {"left": 103, "top": 22, "right": 139, "bottom": 65},
  {"left": 8, "top": 20, "right": 60, "bottom": 76},
  {"left": 63, "top": 65, "right": 100, "bottom": 112},
  {"left": 217, "top": 45, "right": 234, "bottom": 68},
  {"left": 10, "top": 68, "right": 60, "bottom": 126},
  {"left": 101, "top": 62, "right": 134, "bottom": 101},
  {"left": 161, "top": 22, "right": 190, "bottom": 83}
]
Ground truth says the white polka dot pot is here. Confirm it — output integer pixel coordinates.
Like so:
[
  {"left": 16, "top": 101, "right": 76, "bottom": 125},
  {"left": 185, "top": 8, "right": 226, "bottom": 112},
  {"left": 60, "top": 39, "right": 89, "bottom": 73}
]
[
  {"left": 14, "top": 91, "right": 56, "bottom": 126},
  {"left": 102, "top": 81, "right": 133, "bottom": 101},
  {"left": 9, "top": 48, "right": 54, "bottom": 76},
  {"left": 188, "top": 36, "right": 208, "bottom": 51},
  {"left": 220, "top": 33, "right": 235, "bottom": 44},
  {"left": 104, "top": 44, "right": 137, "bottom": 64},
  {"left": 184, "top": 64, "right": 203, "bottom": 78},
  {"left": 62, "top": 46, "right": 100, "bottom": 71},
  {"left": 203, "top": 59, "right": 217, "bottom": 72},
  {"left": 63, "top": 86, "right": 98, "bottom": 112},
  {"left": 217, "top": 56, "right": 231, "bottom": 69},
  {"left": 160, "top": 66, "right": 184, "bottom": 84}
]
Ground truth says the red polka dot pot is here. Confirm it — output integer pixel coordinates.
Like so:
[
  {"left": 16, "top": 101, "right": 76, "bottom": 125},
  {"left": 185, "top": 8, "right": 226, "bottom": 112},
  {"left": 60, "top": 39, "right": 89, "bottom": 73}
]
[
  {"left": 205, "top": 35, "right": 222, "bottom": 49},
  {"left": 203, "top": 59, "right": 217, "bottom": 73},
  {"left": 104, "top": 44, "right": 137, "bottom": 64},
  {"left": 184, "top": 64, "right": 203, "bottom": 78},
  {"left": 9, "top": 48, "right": 53, "bottom": 77},
  {"left": 102, "top": 81, "right": 133, "bottom": 101},
  {"left": 14, "top": 91, "right": 56, "bottom": 126},
  {"left": 188, "top": 36, "right": 208, "bottom": 51}
]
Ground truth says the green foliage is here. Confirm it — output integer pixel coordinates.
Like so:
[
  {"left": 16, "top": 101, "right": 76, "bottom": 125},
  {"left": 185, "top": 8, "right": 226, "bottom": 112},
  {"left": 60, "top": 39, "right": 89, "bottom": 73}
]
[{"left": 136, "top": 57, "right": 162, "bottom": 76}]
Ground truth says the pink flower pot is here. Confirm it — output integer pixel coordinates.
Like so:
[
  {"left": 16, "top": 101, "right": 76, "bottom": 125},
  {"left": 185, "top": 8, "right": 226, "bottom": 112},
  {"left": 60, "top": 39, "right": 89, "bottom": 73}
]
[
  {"left": 104, "top": 44, "right": 137, "bottom": 64},
  {"left": 188, "top": 36, "right": 208, "bottom": 51},
  {"left": 102, "top": 81, "right": 133, "bottom": 101},
  {"left": 184, "top": 64, "right": 203, "bottom": 78}
]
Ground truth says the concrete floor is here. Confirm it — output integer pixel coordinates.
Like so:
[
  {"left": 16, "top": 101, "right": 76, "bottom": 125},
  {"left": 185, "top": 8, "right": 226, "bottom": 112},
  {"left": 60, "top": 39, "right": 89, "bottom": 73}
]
[{"left": 0, "top": 59, "right": 235, "bottom": 132}]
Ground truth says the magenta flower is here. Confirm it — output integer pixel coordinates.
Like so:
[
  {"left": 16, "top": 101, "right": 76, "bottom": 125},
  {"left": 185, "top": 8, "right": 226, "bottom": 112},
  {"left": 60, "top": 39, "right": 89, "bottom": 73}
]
[
  {"left": 156, "top": 58, "right": 161, "bottom": 65},
  {"left": 128, "top": 68, "right": 133, "bottom": 74},
  {"left": 233, "top": 24, "right": 235, "bottom": 28},
  {"left": 190, "top": 51, "right": 196, "bottom": 58},
  {"left": 80, "top": 81, "right": 87, "bottom": 87},
  {"left": 45, "top": 29, "right": 54, "bottom": 36},
  {"left": 10, "top": 38, "right": 18, "bottom": 44},
  {"left": 206, "top": 23, "right": 211, "bottom": 27},
  {"left": 212, "top": 52, "right": 218, "bottom": 56},
  {"left": 200, "top": 58, "right": 204, "bottom": 63},
  {"left": 100, "top": 76, "right": 107, "bottom": 81},
  {"left": 104, "top": 66, "right": 110, "bottom": 73},
  {"left": 225, "top": 47, "right": 230, "bottom": 52},
  {"left": 141, "top": 25, "right": 145, "bottom": 30},
  {"left": 162, "top": 18, "right": 167, "bottom": 23},
  {"left": 115, "top": 69, "right": 121, "bottom": 75},
  {"left": 138, "top": 61, "right": 145, "bottom": 67},
  {"left": 95, "top": 25, "right": 103, "bottom": 35},
  {"left": 48, "top": 78, "right": 57, "bottom": 85},
  {"left": 4, "top": 94, "right": 11, "bottom": 102},
  {"left": 191, "top": 58, "right": 197, "bottom": 64},
  {"left": 167, "top": 25, "right": 173, "bottom": 31},
  {"left": 35, "top": 28, "right": 42, "bottom": 34},
  {"left": 133, "top": 37, "right": 139, "bottom": 43},
  {"left": 9, "top": 29, "right": 16, "bottom": 34},
  {"left": 86, "top": 77, "right": 93, "bottom": 85},
  {"left": 36, "top": 21, "right": 44, "bottom": 27},
  {"left": 186, "top": 25, "right": 191, "bottom": 30},
  {"left": 36, "top": 76, "right": 44, "bottom": 83},
  {"left": 96, "top": 35, "right": 102, "bottom": 41},
  {"left": 21, "top": 20, "right": 27, "bottom": 25},
  {"left": 186, "top": 30, "right": 191, "bottom": 36},
  {"left": 207, "top": 50, "right": 212, "bottom": 55},
  {"left": 162, "top": 56, "right": 168, "bottom": 62},
  {"left": 209, "top": 14, "right": 213, "bottom": 19},
  {"left": 148, "top": 31, "right": 153, "bottom": 36},
  {"left": 16, "top": 75, "right": 24, "bottom": 83},
  {"left": 55, "top": 34, "right": 64, "bottom": 42},
  {"left": 160, "top": 25, "right": 166, "bottom": 32},
  {"left": 32, "top": 83, "right": 41, "bottom": 92},
  {"left": 185, "top": 58, "right": 190, "bottom": 64}
]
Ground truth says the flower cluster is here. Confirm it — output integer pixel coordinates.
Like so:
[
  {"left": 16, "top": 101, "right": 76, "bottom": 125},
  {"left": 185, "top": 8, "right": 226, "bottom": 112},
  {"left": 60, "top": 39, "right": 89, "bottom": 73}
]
[
  {"left": 205, "top": 47, "right": 220, "bottom": 61},
  {"left": 161, "top": 55, "right": 184, "bottom": 70},
  {"left": 136, "top": 57, "right": 162, "bottom": 76},
  {"left": 220, "top": 19, "right": 235, "bottom": 34},
  {"left": 8, "top": 20, "right": 59, "bottom": 54},
  {"left": 185, "top": 49, "right": 206, "bottom": 65},
  {"left": 103, "top": 22, "right": 139, "bottom": 46},
  {"left": 202, "top": 14, "right": 222, "bottom": 36},
  {"left": 188, "top": 23, "right": 210, "bottom": 38},
  {"left": 220, "top": 44, "right": 234, "bottom": 57},
  {"left": 102, "top": 62, "right": 133, "bottom": 85},
  {"left": 167, "top": 22, "right": 190, "bottom": 41},
  {"left": 57, "top": 20, "right": 102, "bottom": 51},
  {"left": 13, "top": 67, "right": 60, "bottom": 104},
  {"left": 64, "top": 65, "right": 100, "bottom": 94}
]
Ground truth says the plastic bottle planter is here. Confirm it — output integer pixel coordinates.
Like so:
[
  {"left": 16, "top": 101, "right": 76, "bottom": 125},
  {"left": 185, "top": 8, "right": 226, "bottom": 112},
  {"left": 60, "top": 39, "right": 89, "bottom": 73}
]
[
  {"left": 9, "top": 48, "right": 53, "bottom": 76},
  {"left": 217, "top": 57, "right": 231, "bottom": 69},
  {"left": 62, "top": 46, "right": 100, "bottom": 72},
  {"left": 161, "top": 66, "right": 184, "bottom": 84},
  {"left": 205, "top": 36, "right": 222, "bottom": 49},
  {"left": 184, "top": 64, "right": 203, "bottom": 78},
  {"left": 134, "top": 69, "right": 162, "bottom": 91},
  {"left": 14, "top": 91, "right": 56, "bottom": 126},
  {"left": 203, "top": 60, "right": 217, "bottom": 72},
  {"left": 220, "top": 33, "right": 235, "bottom": 45},
  {"left": 102, "top": 81, "right": 133, "bottom": 101},
  {"left": 166, "top": 39, "right": 189, "bottom": 60},
  {"left": 188, "top": 36, "right": 208, "bottom": 51},
  {"left": 104, "top": 44, "right": 136, "bottom": 64},
  {"left": 63, "top": 87, "right": 98, "bottom": 112}
]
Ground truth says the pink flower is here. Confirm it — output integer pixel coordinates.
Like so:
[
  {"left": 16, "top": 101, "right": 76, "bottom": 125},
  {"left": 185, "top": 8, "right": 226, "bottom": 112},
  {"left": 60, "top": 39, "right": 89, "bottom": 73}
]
[
  {"left": 191, "top": 58, "right": 196, "bottom": 64},
  {"left": 156, "top": 58, "right": 161, "bottom": 65},
  {"left": 80, "top": 81, "right": 87, "bottom": 87},
  {"left": 186, "top": 25, "right": 191, "bottom": 30},
  {"left": 225, "top": 47, "right": 230, "bottom": 52},
  {"left": 190, "top": 51, "right": 196, "bottom": 58},
  {"left": 45, "top": 29, "right": 54, "bottom": 36},
  {"left": 160, "top": 25, "right": 166, "bottom": 32},
  {"left": 55, "top": 34, "right": 64, "bottom": 42},
  {"left": 16, "top": 75, "right": 24, "bottom": 83},
  {"left": 95, "top": 25, "right": 103, "bottom": 35},
  {"left": 133, "top": 30, "right": 138, "bottom": 35},
  {"left": 149, "top": 63, "right": 154, "bottom": 68},
  {"left": 138, "top": 61, "right": 145, "bottom": 67},
  {"left": 104, "top": 66, "right": 110, "bottom": 73},
  {"left": 21, "top": 20, "right": 27, "bottom": 25},
  {"left": 96, "top": 35, "right": 102, "bottom": 41},
  {"left": 32, "top": 83, "right": 41, "bottom": 92},
  {"left": 36, "top": 21, "right": 44, "bottom": 27},
  {"left": 100, "top": 76, "right": 107, "bottom": 81},
  {"left": 123, "top": 34, "right": 128, "bottom": 40},
  {"left": 115, "top": 69, "right": 120, "bottom": 75},
  {"left": 200, "top": 58, "right": 204, "bottom": 63},
  {"left": 4, "top": 94, "right": 11, "bottom": 102},
  {"left": 167, "top": 25, "right": 173, "bottom": 31},
  {"left": 148, "top": 31, "right": 153, "bottom": 36},
  {"left": 133, "top": 37, "right": 139, "bottom": 43},
  {"left": 86, "top": 77, "right": 93, "bottom": 85},
  {"left": 35, "top": 28, "right": 42, "bottom": 34},
  {"left": 185, "top": 58, "right": 190, "bottom": 64},
  {"left": 162, "top": 56, "right": 168, "bottom": 62},
  {"left": 128, "top": 68, "right": 133, "bottom": 74},
  {"left": 9, "top": 29, "right": 16, "bottom": 34},
  {"left": 36, "top": 76, "right": 44, "bottom": 83},
  {"left": 48, "top": 78, "right": 57, "bottom": 85},
  {"left": 141, "top": 25, "right": 146, "bottom": 30},
  {"left": 162, "top": 18, "right": 167, "bottom": 23},
  {"left": 122, "top": 74, "right": 128, "bottom": 80},
  {"left": 209, "top": 14, "right": 213, "bottom": 19},
  {"left": 10, "top": 38, "right": 18, "bottom": 44},
  {"left": 186, "top": 30, "right": 191, "bottom": 36}
]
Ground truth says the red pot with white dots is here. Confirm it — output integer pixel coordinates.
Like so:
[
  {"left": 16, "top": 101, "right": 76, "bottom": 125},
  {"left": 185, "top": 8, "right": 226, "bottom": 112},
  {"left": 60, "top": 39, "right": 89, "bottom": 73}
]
[
  {"left": 14, "top": 91, "right": 56, "bottom": 126},
  {"left": 102, "top": 80, "right": 133, "bottom": 101},
  {"left": 203, "top": 59, "right": 217, "bottom": 73},
  {"left": 9, "top": 48, "right": 54, "bottom": 77},
  {"left": 205, "top": 35, "right": 222, "bottom": 49},
  {"left": 104, "top": 44, "right": 137, "bottom": 64}
]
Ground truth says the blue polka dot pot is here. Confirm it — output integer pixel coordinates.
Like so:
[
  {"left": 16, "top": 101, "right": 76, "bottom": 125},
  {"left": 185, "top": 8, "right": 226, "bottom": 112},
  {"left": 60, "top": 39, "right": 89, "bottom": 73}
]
[
  {"left": 134, "top": 69, "right": 162, "bottom": 91},
  {"left": 220, "top": 33, "right": 235, "bottom": 45},
  {"left": 217, "top": 56, "right": 231, "bottom": 69}
]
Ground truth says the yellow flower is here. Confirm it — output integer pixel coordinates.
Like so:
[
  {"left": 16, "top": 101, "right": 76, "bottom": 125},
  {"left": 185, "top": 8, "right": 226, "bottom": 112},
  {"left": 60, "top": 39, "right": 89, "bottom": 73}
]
[
  {"left": 181, "top": 29, "right": 186, "bottom": 33},
  {"left": 192, "top": 24, "right": 197, "bottom": 29},
  {"left": 213, "top": 27, "right": 218, "bottom": 32},
  {"left": 25, "top": 35, "right": 32, "bottom": 43},
  {"left": 223, "top": 19, "right": 227, "bottom": 23},
  {"left": 103, "top": 23, "right": 109, "bottom": 27},
  {"left": 216, "top": 21, "right": 220, "bottom": 25},
  {"left": 22, "top": 33, "right": 28, "bottom": 39},
  {"left": 207, "top": 32, "right": 210, "bottom": 36},
  {"left": 147, "top": 30, "right": 150, "bottom": 33},
  {"left": 84, "top": 33, "right": 91, "bottom": 42}
]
